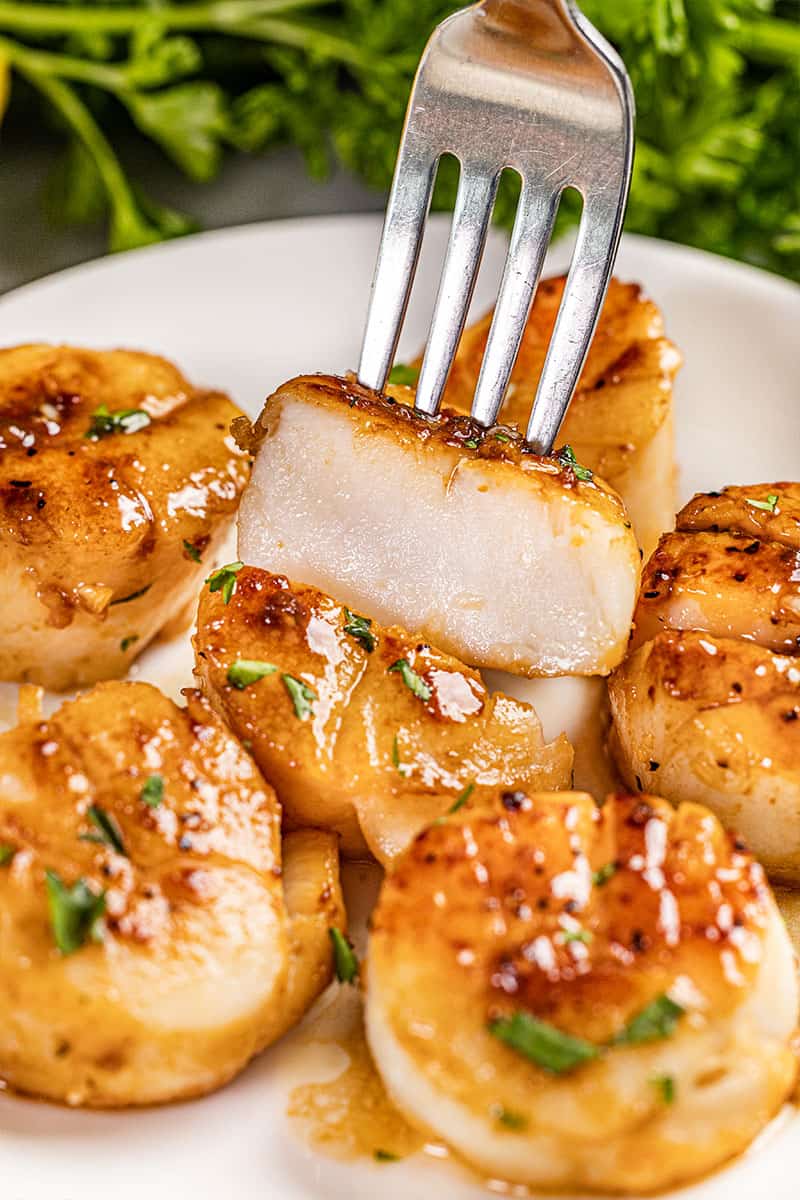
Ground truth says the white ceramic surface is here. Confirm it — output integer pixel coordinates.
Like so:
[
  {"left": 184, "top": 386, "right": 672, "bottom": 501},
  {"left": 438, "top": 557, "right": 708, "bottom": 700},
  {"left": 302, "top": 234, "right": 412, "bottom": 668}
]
[{"left": 0, "top": 216, "right": 798, "bottom": 1200}]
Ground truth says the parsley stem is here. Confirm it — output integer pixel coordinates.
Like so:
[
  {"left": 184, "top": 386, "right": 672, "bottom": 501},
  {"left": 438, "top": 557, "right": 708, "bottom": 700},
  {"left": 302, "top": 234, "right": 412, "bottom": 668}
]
[
  {"left": 730, "top": 17, "right": 800, "bottom": 66},
  {"left": 0, "top": 0, "right": 326, "bottom": 37}
]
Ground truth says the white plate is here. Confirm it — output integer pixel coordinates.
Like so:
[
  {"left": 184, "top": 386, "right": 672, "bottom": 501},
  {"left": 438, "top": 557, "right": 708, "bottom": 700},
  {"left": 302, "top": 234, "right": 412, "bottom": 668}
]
[{"left": 0, "top": 216, "right": 799, "bottom": 1200}]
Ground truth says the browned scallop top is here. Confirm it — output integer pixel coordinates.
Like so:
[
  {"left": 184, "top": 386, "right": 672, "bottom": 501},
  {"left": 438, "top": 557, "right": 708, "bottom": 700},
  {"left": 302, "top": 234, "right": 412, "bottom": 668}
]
[
  {"left": 633, "top": 484, "right": 800, "bottom": 654},
  {"left": 0, "top": 345, "right": 250, "bottom": 562},
  {"left": 0, "top": 682, "right": 280, "bottom": 945},
  {"left": 439, "top": 276, "right": 681, "bottom": 450},
  {"left": 238, "top": 371, "right": 618, "bottom": 497},
  {"left": 373, "top": 791, "right": 770, "bottom": 1042}
]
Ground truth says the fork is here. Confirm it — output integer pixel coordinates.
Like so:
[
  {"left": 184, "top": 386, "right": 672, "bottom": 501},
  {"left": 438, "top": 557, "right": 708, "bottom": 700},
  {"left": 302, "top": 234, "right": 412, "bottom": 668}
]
[{"left": 357, "top": 0, "right": 634, "bottom": 455}]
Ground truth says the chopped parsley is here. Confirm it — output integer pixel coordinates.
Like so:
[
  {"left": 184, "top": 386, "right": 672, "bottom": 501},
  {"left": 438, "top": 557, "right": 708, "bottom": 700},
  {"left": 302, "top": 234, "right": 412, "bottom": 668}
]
[
  {"left": 391, "top": 734, "right": 409, "bottom": 777},
  {"left": 110, "top": 584, "right": 151, "bottom": 607},
  {"left": 556, "top": 444, "right": 593, "bottom": 482},
  {"left": 745, "top": 492, "right": 779, "bottom": 513},
  {"left": 651, "top": 1074, "right": 676, "bottom": 1104},
  {"left": 85, "top": 404, "right": 151, "bottom": 439},
  {"left": 206, "top": 561, "right": 244, "bottom": 604},
  {"left": 448, "top": 782, "right": 474, "bottom": 814},
  {"left": 388, "top": 658, "right": 432, "bottom": 702},
  {"left": 283, "top": 674, "right": 317, "bottom": 720},
  {"left": 463, "top": 437, "right": 479, "bottom": 449},
  {"left": 592, "top": 861, "right": 618, "bottom": 887},
  {"left": 388, "top": 363, "right": 419, "bottom": 386},
  {"left": 45, "top": 871, "right": 106, "bottom": 955},
  {"left": 183, "top": 539, "right": 202, "bottom": 563},
  {"left": 140, "top": 774, "right": 164, "bottom": 808},
  {"left": 373, "top": 1149, "right": 399, "bottom": 1163},
  {"left": 494, "top": 432, "right": 511, "bottom": 443},
  {"left": 227, "top": 659, "right": 277, "bottom": 689},
  {"left": 614, "top": 994, "right": 684, "bottom": 1045},
  {"left": 562, "top": 928, "right": 593, "bottom": 945},
  {"left": 0, "top": 844, "right": 15, "bottom": 866},
  {"left": 343, "top": 608, "right": 376, "bottom": 653},
  {"left": 80, "top": 805, "right": 126, "bottom": 856},
  {"left": 120, "top": 634, "right": 139, "bottom": 653},
  {"left": 329, "top": 927, "right": 359, "bottom": 984},
  {"left": 491, "top": 1105, "right": 528, "bottom": 1130},
  {"left": 488, "top": 1012, "right": 599, "bottom": 1074}
]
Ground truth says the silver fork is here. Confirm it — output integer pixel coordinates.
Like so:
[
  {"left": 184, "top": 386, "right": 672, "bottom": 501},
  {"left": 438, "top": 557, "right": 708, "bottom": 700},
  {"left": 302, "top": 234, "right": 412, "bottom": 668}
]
[{"left": 357, "top": 0, "right": 634, "bottom": 455}]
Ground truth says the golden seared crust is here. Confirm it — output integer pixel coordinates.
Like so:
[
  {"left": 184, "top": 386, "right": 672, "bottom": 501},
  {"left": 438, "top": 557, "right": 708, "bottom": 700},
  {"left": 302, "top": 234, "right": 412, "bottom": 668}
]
[
  {"left": 237, "top": 371, "right": 631, "bottom": 523},
  {"left": 678, "top": 483, "right": 800, "bottom": 550},
  {"left": 609, "top": 630, "right": 800, "bottom": 881},
  {"left": 437, "top": 276, "right": 682, "bottom": 555},
  {"left": 631, "top": 528, "right": 800, "bottom": 653},
  {"left": 366, "top": 790, "right": 798, "bottom": 1192},
  {"left": 0, "top": 681, "right": 342, "bottom": 1107},
  {"left": 0, "top": 344, "right": 250, "bottom": 690},
  {"left": 194, "top": 567, "right": 572, "bottom": 860}
]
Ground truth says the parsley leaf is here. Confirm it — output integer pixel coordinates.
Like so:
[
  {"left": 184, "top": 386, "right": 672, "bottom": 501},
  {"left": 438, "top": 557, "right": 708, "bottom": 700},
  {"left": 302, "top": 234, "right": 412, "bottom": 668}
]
[
  {"left": 120, "top": 634, "right": 139, "bottom": 653},
  {"left": 491, "top": 1105, "right": 528, "bottom": 1130},
  {"left": 388, "top": 363, "right": 419, "bottom": 386},
  {"left": 343, "top": 608, "right": 376, "bottom": 653},
  {"left": 227, "top": 659, "right": 277, "bottom": 689},
  {"left": 183, "top": 539, "right": 202, "bottom": 563},
  {"left": 85, "top": 404, "right": 151, "bottom": 439},
  {"left": 592, "top": 862, "right": 618, "bottom": 887},
  {"left": 651, "top": 1073, "right": 676, "bottom": 1104},
  {"left": 488, "top": 1012, "right": 599, "bottom": 1074},
  {"left": 206, "top": 561, "right": 244, "bottom": 604},
  {"left": 373, "top": 1149, "right": 399, "bottom": 1163},
  {"left": 614, "top": 995, "right": 684, "bottom": 1045},
  {"left": 329, "top": 926, "right": 359, "bottom": 983},
  {"left": 283, "top": 674, "right": 317, "bottom": 720},
  {"left": 140, "top": 774, "right": 164, "bottom": 808},
  {"left": 562, "top": 928, "right": 593, "bottom": 945},
  {"left": 80, "top": 805, "right": 126, "bottom": 856},
  {"left": 556, "top": 444, "right": 593, "bottom": 481},
  {"left": 45, "top": 871, "right": 106, "bottom": 956},
  {"left": 110, "top": 584, "right": 151, "bottom": 607},
  {"left": 0, "top": 844, "right": 15, "bottom": 866},
  {"left": 388, "top": 658, "right": 432, "bottom": 702},
  {"left": 745, "top": 492, "right": 779, "bottom": 513},
  {"left": 448, "top": 782, "right": 474, "bottom": 813}
]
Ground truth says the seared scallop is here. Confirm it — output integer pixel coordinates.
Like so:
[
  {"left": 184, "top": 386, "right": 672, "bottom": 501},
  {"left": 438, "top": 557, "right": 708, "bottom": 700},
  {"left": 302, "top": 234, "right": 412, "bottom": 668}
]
[
  {"left": 193, "top": 566, "right": 572, "bottom": 860},
  {"left": 0, "top": 680, "right": 344, "bottom": 1107},
  {"left": 236, "top": 374, "right": 640, "bottom": 677},
  {"left": 0, "top": 344, "right": 250, "bottom": 690},
  {"left": 366, "top": 790, "right": 798, "bottom": 1194},
  {"left": 437, "top": 276, "right": 682, "bottom": 556},
  {"left": 610, "top": 483, "right": 800, "bottom": 880}
]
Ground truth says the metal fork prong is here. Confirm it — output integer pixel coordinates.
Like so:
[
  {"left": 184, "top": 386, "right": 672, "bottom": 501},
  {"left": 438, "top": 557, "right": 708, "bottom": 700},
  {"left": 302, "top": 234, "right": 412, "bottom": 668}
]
[
  {"left": 469, "top": 184, "right": 560, "bottom": 428},
  {"left": 357, "top": 155, "right": 437, "bottom": 394},
  {"left": 525, "top": 197, "right": 624, "bottom": 453},
  {"left": 413, "top": 170, "right": 499, "bottom": 417}
]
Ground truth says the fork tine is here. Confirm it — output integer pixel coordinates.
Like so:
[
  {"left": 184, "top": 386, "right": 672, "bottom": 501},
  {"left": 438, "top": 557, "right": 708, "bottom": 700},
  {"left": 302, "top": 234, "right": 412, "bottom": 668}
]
[
  {"left": 413, "top": 169, "right": 499, "bottom": 418},
  {"left": 469, "top": 182, "right": 560, "bottom": 428},
  {"left": 524, "top": 197, "right": 624, "bottom": 453},
  {"left": 357, "top": 150, "right": 437, "bottom": 394}
]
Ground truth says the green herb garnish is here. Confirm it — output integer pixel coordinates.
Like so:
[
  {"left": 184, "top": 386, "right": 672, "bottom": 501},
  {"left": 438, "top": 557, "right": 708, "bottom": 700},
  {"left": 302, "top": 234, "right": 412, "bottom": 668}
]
[
  {"left": 0, "top": 845, "right": 15, "bottom": 866},
  {"left": 227, "top": 659, "right": 277, "bottom": 689},
  {"left": 388, "top": 658, "right": 432, "bottom": 702},
  {"left": 283, "top": 674, "right": 317, "bottom": 719},
  {"left": 492, "top": 1105, "right": 528, "bottom": 1130},
  {"left": 343, "top": 608, "right": 376, "bottom": 653},
  {"left": 556, "top": 444, "right": 593, "bottom": 482},
  {"left": 329, "top": 926, "right": 359, "bottom": 983},
  {"left": 463, "top": 437, "right": 479, "bottom": 449},
  {"left": 494, "top": 432, "right": 511, "bottom": 443},
  {"left": 448, "top": 782, "right": 474, "bottom": 814},
  {"left": 388, "top": 364, "right": 419, "bottom": 386},
  {"left": 45, "top": 871, "right": 106, "bottom": 956},
  {"left": 183, "top": 539, "right": 202, "bottom": 563},
  {"left": 592, "top": 861, "right": 617, "bottom": 887},
  {"left": 745, "top": 492, "right": 779, "bottom": 513},
  {"left": 373, "top": 1149, "right": 399, "bottom": 1162},
  {"left": 110, "top": 584, "right": 151, "bottom": 606},
  {"left": 120, "top": 634, "right": 139, "bottom": 653},
  {"left": 206, "top": 561, "right": 244, "bottom": 604},
  {"left": 651, "top": 1074, "right": 676, "bottom": 1104},
  {"left": 614, "top": 995, "right": 684, "bottom": 1045},
  {"left": 85, "top": 404, "right": 151, "bottom": 439},
  {"left": 140, "top": 774, "right": 164, "bottom": 808},
  {"left": 562, "top": 928, "right": 593, "bottom": 945},
  {"left": 80, "top": 805, "right": 126, "bottom": 856},
  {"left": 391, "top": 733, "right": 409, "bottom": 777},
  {"left": 488, "top": 1012, "right": 599, "bottom": 1075}
]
